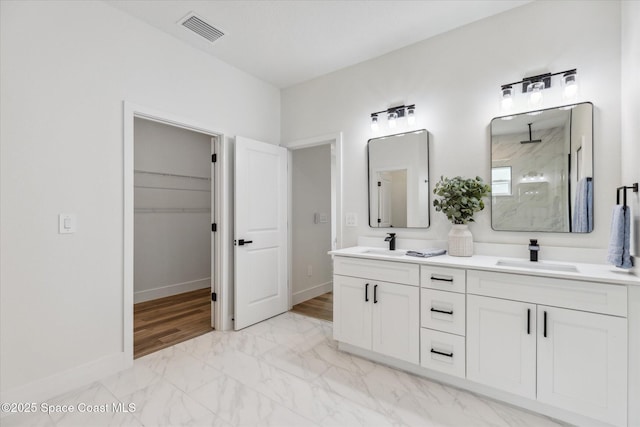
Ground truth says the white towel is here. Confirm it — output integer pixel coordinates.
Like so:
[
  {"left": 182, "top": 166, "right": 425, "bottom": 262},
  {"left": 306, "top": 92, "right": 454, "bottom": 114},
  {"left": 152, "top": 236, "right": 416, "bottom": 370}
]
[
  {"left": 406, "top": 248, "right": 446, "bottom": 258},
  {"left": 606, "top": 205, "right": 633, "bottom": 269}
]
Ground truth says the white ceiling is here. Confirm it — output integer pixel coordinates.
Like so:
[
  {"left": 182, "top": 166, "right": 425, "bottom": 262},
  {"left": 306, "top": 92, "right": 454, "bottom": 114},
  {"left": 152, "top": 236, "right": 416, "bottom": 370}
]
[{"left": 107, "top": 0, "right": 531, "bottom": 88}]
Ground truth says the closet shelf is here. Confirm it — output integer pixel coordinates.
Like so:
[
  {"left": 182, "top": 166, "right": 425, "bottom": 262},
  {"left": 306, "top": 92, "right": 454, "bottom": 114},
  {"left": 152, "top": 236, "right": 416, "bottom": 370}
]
[
  {"left": 134, "top": 207, "right": 211, "bottom": 214},
  {"left": 134, "top": 169, "right": 210, "bottom": 181}
]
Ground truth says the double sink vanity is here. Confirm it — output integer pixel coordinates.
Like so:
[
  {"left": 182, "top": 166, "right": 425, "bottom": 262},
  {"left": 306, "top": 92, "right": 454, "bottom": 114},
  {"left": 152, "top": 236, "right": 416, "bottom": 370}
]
[{"left": 330, "top": 246, "right": 639, "bottom": 427}]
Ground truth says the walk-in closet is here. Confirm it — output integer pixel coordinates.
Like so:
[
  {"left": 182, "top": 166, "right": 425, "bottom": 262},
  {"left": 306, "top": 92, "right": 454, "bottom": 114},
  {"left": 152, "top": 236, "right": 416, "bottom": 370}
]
[{"left": 133, "top": 118, "right": 213, "bottom": 358}]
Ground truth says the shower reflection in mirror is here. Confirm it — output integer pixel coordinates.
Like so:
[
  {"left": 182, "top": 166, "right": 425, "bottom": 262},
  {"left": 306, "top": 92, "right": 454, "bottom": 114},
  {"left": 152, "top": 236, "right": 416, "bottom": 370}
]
[{"left": 490, "top": 102, "right": 593, "bottom": 233}]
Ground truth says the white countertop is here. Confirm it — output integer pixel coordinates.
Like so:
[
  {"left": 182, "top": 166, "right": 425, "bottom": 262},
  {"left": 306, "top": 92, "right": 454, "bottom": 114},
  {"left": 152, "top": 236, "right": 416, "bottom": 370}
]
[{"left": 329, "top": 246, "right": 640, "bottom": 286}]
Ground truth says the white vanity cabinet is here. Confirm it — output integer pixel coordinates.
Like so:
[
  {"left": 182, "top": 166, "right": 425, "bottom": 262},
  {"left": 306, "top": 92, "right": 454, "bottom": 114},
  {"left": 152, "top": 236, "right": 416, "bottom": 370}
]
[
  {"left": 330, "top": 247, "right": 637, "bottom": 427},
  {"left": 333, "top": 256, "right": 420, "bottom": 364},
  {"left": 467, "top": 270, "right": 628, "bottom": 426}
]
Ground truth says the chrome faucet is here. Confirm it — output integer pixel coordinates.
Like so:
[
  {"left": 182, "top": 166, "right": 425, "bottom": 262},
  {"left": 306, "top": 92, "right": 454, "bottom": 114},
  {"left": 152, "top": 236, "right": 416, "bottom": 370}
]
[
  {"left": 385, "top": 233, "right": 397, "bottom": 251},
  {"left": 529, "top": 239, "right": 540, "bottom": 262}
]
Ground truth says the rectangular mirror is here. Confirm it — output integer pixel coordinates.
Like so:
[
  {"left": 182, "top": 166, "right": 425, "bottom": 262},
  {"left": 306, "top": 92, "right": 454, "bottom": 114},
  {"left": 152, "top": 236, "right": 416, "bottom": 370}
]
[
  {"left": 368, "top": 130, "right": 430, "bottom": 228},
  {"left": 491, "top": 102, "right": 593, "bottom": 232}
]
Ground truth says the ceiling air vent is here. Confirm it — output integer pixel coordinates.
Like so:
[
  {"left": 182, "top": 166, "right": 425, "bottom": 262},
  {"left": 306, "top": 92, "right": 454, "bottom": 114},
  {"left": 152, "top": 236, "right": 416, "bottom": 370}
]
[{"left": 179, "top": 13, "right": 224, "bottom": 43}]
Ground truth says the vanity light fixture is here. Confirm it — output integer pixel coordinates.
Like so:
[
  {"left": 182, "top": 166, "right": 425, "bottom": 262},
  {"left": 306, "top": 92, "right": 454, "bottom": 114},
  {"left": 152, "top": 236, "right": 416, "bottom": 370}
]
[
  {"left": 500, "top": 85, "right": 514, "bottom": 117},
  {"left": 407, "top": 106, "right": 416, "bottom": 125},
  {"left": 499, "top": 69, "right": 578, "bottom": 115},
  {"left": 370, "top": 114, "right": 379, "bottom": 131},
  {"left": 369, "top": 104, "right": 416, "bottom": 131},
  {"left": 561, "top": 70, "right": 579, "bottom": 103},
  {"left": 388, "top": 111, "right": 398, "bottom": 128}
]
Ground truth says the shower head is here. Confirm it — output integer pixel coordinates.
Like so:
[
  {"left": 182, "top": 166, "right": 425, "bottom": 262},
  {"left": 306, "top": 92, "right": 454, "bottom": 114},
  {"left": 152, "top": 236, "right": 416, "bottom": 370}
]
[{"left": 521, "top": 123, "right": 541, "bottom": 144}]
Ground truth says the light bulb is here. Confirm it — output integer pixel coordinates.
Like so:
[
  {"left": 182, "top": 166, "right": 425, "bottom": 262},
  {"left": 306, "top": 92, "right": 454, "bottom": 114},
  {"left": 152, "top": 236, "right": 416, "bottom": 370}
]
[
  {"left": 388, "top": 111, "right": 397, "bottom": 128},
  {"left": 371, "top": 115, "right": 379, "bottom": 131},
  {"left": 527, "top": 81, "right": 544, "bottom": 108},
  {"left": 407, "top": 107, "right": 415, "bottom": 125},
  {"left": 500, "top": 85, "right": 514, "bottom": 114},
  {"left": 562, "top": 71, "right": 578, "bottom": 104}
]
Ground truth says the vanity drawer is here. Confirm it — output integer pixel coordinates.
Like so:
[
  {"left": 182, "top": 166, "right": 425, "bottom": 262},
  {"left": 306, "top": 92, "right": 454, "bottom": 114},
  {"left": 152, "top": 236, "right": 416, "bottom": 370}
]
[
  {"left": 421, "top": 265, "right": 466, "bottom": 293},
  {"left": 334, "top": 256, "right": 419, "bottom": 286},
  {"left": 420, "top": 328, "right": 465, "bottom": 378},
  {"left": 421, "top": 289, "right": 465, "bottom": 336},
  {"left": 467, "top": 270, "right": 627, "bottom": 317}
]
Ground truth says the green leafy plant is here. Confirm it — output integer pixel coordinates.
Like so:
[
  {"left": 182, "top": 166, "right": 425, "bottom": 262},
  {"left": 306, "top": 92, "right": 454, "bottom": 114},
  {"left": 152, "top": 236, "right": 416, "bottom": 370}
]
[{"left": 433, "top": 176, "right": 491, "bottom": 224}]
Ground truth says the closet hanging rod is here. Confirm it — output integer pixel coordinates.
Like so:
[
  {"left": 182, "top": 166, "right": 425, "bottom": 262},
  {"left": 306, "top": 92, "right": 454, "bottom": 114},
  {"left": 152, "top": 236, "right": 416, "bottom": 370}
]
[
  {"left": 616, "top": 182, "right": 638, "bottom": 207},
  {"left": 134, "top": 169, "right": 210, "bottom": 181},
  {"left": 134, "top": 185, "right": 210, "bottom": 192}
]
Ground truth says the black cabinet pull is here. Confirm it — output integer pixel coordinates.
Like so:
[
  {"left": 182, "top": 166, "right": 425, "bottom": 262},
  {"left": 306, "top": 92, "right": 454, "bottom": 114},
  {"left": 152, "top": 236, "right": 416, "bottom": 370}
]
[
  {"left": 373, "top": 284, "right": 378, "bottom": 304},
  {"left": 430, "top": 276, "right": 453, "bottom": 282},
  {"left": 365, "top": 283, "right": 369, "bottom": 302},
  {"left": 543, "top": 311, "right": 547, "bottom": 338},
  {"left": 238, "top": 239, "right": 253, "bottom": 246},
  {"left": 430, "top": 349, "right": 453, "bottom": 358},
  {"left": 430, "top": 308, "right": 454, "bottom": 315},
  {"left": 527, "top": 309, "right": 531, "bottom": 335}
]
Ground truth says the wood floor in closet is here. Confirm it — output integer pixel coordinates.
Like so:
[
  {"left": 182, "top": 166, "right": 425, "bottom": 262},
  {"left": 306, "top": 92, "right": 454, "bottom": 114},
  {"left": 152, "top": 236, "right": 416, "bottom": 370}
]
[{"left": 134, "top": 288, "right": 212, "bottom": 359}]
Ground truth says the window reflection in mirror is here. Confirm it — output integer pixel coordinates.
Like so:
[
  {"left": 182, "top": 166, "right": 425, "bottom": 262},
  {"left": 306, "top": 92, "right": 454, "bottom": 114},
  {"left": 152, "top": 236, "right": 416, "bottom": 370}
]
[
  {"left": 490, "top": 102, "right": 593, "bottom": 233},
  {"left": 368, "top": 130, "right": 430, "bottom": 228}
]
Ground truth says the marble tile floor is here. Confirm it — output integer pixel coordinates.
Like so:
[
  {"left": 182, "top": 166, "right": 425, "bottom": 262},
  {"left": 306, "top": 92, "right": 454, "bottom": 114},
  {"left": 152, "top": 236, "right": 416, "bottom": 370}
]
[{"left": 2, "top": 312, "right": 568, "bottom": 427}]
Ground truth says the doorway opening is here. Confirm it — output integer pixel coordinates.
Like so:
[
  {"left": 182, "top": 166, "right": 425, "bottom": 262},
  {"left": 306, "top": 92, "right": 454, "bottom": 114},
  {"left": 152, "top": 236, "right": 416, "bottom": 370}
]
[
  {"left": 287, "top": 133, "right": 342, "bottom": 322},
  {"left": 124, "top": 102, "right": 224, "bottom": 362},
  {"left": 132, "top": 117, "right": 215, "bottom": 358}
]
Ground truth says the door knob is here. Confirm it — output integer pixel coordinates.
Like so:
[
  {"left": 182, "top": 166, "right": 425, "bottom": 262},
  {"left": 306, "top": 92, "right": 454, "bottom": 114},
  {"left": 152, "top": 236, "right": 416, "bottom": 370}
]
[{"left": 238, "top": 239, "right": 253, "bottom": 246}]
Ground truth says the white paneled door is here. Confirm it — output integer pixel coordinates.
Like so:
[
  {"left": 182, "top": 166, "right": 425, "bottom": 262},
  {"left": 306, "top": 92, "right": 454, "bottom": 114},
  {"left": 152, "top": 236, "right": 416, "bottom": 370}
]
[{"left": 234, "top": 137, "right": 288, "bottom": 330}]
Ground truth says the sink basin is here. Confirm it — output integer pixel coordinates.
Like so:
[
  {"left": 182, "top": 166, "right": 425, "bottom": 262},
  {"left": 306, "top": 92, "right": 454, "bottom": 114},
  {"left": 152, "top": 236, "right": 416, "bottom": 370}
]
[
  {"left": 362, "top": 248, "right": 407, "bottom": 257},
  {"left": 496, "top": 259, "right": 578, "bottom": 272}
]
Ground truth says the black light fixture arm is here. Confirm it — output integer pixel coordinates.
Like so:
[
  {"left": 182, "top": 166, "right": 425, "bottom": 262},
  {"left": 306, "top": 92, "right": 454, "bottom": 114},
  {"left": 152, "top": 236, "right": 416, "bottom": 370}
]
[
  {"left": 501, "top": 68, "right": 577, "bottom": 92},
  {"left": 370, "top": 104, "right": 415, "bottom": 118}
]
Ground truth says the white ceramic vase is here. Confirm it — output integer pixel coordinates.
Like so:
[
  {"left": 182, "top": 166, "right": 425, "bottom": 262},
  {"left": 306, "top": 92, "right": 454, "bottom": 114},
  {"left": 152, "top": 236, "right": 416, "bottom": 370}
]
[{"left": 448, "top": 224, "right": 473, "bottom": 257}]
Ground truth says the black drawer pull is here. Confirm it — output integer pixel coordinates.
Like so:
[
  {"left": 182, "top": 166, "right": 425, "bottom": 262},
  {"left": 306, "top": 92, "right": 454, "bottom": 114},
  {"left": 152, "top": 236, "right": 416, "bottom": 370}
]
[
  {"left": 430, "top": 308, "right": 454, "bottom": 315},
  {"left": 365, "top": 283, "right": 369, "bottom": 302},
  {"left": 373, "top": 284, "right": 378, "bottom": 304},
  {"left": 430, "top": 349, "right": 453, "bottom": 358},
  {"left": 430, "top": 276, "right": 453, "bottom": 282},
  {"left": 527, "top": 308, "right": 531, "bottom": 335},
  {"left": 543, "top": 311, "right": 548, "bottom": 338}
]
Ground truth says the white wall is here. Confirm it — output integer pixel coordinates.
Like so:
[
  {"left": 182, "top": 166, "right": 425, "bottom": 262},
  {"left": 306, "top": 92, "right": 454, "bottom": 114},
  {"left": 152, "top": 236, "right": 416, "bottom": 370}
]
[
  {"left": 0, "top": 0, "right": 279, "bottom": 398},
  {"left": 621, "top": 0, "right": 640, "bottom": 264},
  {"left": 291, "top": 145, "right": 332, "bottom": 303},
  {"left": 282, "top": 1, "right": 621, "bottom": 258},
  {"left": 134, "top": 118, "right": 211, "bottom": 302}
]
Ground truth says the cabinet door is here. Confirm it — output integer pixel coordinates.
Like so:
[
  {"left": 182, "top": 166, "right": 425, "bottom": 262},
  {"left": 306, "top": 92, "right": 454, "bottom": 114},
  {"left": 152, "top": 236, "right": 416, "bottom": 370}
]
[
  {"left": 333, "top": 275, "right": 371, "bottom": 349},
  {"left": 537, "top": 306, "right": 627, "bottom": 426},
  {"left": 467, "top": 295, "right": 536, "bottom": 399},
  {"left": 372, "top": 282, "right": 419, "bottom": 364}
]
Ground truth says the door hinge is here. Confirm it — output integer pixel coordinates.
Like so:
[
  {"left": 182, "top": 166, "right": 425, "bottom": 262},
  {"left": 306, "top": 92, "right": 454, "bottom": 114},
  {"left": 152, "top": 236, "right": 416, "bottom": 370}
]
[
  {"left": 212, "top": 153, "right": 217, "bottom": 163},
  {"left": 377, "top": 181, "right": 381, "bottom": 187},
  {"left": 212, "top": 223, "right": 217, "bottom": 232},
  {"left": 377, "top": 218, "right": 381, "bottom": 223},
  {"left": 211, "top": 292, "right": 217, "bottom": 302}
]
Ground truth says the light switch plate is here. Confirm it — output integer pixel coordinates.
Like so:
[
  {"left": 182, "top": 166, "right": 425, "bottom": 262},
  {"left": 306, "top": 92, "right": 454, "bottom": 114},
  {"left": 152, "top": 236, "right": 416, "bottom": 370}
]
[
  {"left": 345, "top": 212, "right": 358, "bottom": 227},
  {"left": 59, "top": 213, "right": 77, "bottom": 234}
]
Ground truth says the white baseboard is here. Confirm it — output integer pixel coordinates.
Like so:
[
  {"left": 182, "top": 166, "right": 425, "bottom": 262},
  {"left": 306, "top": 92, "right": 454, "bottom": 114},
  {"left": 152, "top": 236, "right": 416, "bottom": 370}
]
[
  {"left": 0, "top": 352, "right": 129, "bottom": 417},
  {"left": 134, "top": 278, "right": 210, "bottom": 303},
  {"left": 292, "top": 281, "right": 332, "bottom": 305}
]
